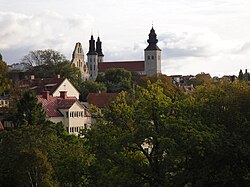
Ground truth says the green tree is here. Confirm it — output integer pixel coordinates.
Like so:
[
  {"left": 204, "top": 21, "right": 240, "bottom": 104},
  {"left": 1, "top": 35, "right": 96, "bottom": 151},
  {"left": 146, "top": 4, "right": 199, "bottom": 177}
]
[
  {"left": 21, "top": 49, "right": 82, "bottom": 89},
  {"left": 100, "top": 68, "right": 132, "bottom": 93},
  {"left": 85, "top": 82, "right": 216, "bottom": 187},
  {"left": 79, "top": 80, "right": 107, "bottom": 101},
  {"left": 180, "top": 81, "right": 250, "bottom": 186},
  {"left": 137, "top": 74, "right": 180, "bottom": 100},
  {"left": 54, "top": 61, "right": 82, "bottom": 90},
  {"left": 53, "top": 140, "right": 93, "bottom": 186},
  {"left": 15, "top": 90, "right": 47, "bottom": 126},
  {"left": 0, "top": 122, "right": 93, "bottom": 187},
  {"left": 21, "top": 49, "right": 66, "bottom": 66},
  {"left": 0, "top": 125, "right": 59, "bottom": 186},
  {"left": 187, "top": 72, "right": 212, "bottom": 86},
  {"left": 0, "top": 57, "right": 11, "bottom": 93}
]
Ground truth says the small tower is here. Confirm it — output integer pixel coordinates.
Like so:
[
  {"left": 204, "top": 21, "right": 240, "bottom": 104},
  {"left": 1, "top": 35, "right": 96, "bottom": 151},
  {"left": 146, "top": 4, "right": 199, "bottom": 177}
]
[
  {"left": 96, "top": 36, "right": 104, "bottom": 63},
  {"left": 144, "top": 27, "right": 161, "bottom": 76},
  {"left": 71, "top": 42, "right": 90, "bottom": 81},
  {"left": 87, "top": 35, "right": 98, "bottom": 80}
]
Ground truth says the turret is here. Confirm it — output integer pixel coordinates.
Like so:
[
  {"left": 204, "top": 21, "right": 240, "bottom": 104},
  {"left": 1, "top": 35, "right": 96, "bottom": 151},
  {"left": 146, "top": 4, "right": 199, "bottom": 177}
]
[
  {"left": 87, "top": 35, "right": 98, "bottom": 80},
  {"left": 144, "top": 27, "right": 161, "bottom": 76},
  {"left": 96, "top": 36, "right": 104, "bottom": 62}
]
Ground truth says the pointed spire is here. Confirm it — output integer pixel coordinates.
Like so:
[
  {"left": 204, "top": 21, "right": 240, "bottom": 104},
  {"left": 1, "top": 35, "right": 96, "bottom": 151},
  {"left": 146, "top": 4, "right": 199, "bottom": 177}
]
[
  {"left": 96, "top": 36, "right": 104, "bottom": 57},
  {"left": 87, "top": 35, "right": 98, "bottom": 55},
  {"left": 145, "top": 26, "right": 161, "bottom": 51}
]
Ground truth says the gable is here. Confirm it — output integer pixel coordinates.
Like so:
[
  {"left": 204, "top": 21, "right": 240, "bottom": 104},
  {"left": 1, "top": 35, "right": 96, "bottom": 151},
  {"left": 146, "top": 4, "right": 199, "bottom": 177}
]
[
  {"left": 53, "top": 79, "right": 80, "bottom": 99},
  {"left": 69, "top": 101, "right": 85, "bottom": 111}
]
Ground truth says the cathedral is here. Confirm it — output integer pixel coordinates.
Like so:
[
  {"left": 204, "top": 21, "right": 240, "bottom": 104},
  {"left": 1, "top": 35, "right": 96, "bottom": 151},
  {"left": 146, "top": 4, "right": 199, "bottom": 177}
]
[{"left": 71, "top": 27, "right": 162, "bottom": 80}]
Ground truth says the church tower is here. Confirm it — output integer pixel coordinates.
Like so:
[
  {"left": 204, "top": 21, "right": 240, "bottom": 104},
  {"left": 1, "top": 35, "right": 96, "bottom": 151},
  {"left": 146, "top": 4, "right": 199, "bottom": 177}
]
[
  {"left": 144, "top": 27, "right": 161, "bottom": 76},
  {"left": 71, "top": 42, "right": 90, "bottom": 81},
  {"left": 96, "top": 36, "right": 104, "bottom": 62},
  {"left": 87, "top": 35, "right": 98, "bottom": 80}
]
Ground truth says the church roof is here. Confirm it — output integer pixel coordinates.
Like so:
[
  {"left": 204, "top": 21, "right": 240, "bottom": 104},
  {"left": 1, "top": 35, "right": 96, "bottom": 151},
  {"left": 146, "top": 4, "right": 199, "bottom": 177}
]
[
  {"left": 98, "top": 61, "right": 144, "bottom": 72},
  {"left": 145, "top": 27, "right": 161, "bottom": 51}
]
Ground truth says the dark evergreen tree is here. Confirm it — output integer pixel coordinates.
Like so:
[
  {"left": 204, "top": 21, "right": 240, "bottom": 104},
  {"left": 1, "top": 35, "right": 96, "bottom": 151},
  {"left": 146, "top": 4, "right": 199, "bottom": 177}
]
[{"left": 15, "top": 90, "right": 47, "bottom": 126}]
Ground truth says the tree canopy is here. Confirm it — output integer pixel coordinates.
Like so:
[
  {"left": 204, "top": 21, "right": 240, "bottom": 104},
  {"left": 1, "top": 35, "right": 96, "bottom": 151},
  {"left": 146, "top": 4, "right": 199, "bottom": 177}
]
[
  {"left": 84, "top": 81, "right": 250, "bottom": 187},
  {"left": 79, "top": 80, "right": 107, "bottom": 101},
  {"left": 97, "top": 68, "right": 132, "bottom": 93},
  {"left": 21, "top": 49, "right": 67, "bottom": 66},
  {"left": 21, "top": 49, "right": 82, "bottom": 89},
  {"left": 0, "top": 58, "right": 11, "bottom": 93},
  {"left": 13, "top": 90, "right": 47, "bottom": 127}
]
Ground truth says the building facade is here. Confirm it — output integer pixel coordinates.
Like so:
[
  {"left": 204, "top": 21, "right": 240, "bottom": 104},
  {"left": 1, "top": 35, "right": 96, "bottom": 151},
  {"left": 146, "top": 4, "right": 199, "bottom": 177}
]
[
  {"left": 71, "top": 27, "right": 162, "bottom": 80},
  {"left": 38, "top": 91, "right": 91, "bottom": 135}
]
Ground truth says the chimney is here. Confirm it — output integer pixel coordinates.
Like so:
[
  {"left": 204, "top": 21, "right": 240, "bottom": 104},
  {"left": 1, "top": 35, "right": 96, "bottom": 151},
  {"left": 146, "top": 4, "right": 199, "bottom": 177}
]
[
  {"left": 60, "top": 91, "right": 67, "bottom": 99},
  {"left": 42, "top": 91, "right": 50, "bottom": 100}
]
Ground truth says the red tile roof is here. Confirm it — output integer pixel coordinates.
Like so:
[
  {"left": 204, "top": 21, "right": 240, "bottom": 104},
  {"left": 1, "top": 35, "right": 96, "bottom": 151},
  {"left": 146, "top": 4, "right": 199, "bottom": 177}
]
[
  {"left": 87, "top": 93, "right": 119, "bottom": 108},
  {"left": 98, "top": 61, "right": 145, "bottom": 72},
  {"left": 19, "top": 77, "right": 65, "bottom": 95},
  {"left": 38, "top": 95, "right": 91, "bottom": 117},
  {"left": 38, "top": 95, "right": 77, "bottom": 117}
]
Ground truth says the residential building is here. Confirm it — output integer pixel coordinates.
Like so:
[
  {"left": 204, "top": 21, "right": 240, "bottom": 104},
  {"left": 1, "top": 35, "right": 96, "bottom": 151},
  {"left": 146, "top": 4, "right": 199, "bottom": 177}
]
[
  {"left": 19, "top": 77, "right": 80, "bottom": 99},
  {"left": 38, "top": 91, "right": 91, "bottom": 135}
]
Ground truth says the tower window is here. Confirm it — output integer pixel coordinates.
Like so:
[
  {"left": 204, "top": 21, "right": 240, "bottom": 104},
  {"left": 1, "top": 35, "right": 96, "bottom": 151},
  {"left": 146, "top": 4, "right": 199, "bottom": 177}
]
[
  {"left": 90, "top": 58, "right": 92, "bottom": 62},
  {"left": 94, "top": 65, "right": 95, "bottom": 70},
  {"left": 148, "top": 56, "right": 150, "bottom": 60},
  {"left": 90, "top": 65, "right": 92, "bottom": 71},
  {"left": 158, "top": 55, "right": 160, "bottom": 60},
  {"left": 151, "top": 56, "right": 154, "bottom": 60}
]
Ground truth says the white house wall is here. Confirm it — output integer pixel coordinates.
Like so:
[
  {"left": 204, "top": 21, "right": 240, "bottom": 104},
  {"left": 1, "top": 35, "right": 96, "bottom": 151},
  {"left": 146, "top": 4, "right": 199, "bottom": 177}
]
[
  {"left": 53, "top": 79, "right": 80, "bottom": 99},
  {"left": 58, "top": 102, "right": 91, "bottom": 135}
]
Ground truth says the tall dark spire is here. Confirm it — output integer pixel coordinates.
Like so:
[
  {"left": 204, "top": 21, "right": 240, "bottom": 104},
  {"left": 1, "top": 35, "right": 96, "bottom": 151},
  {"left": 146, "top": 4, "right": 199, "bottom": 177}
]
[
  {"left": 87, "top": 35, "right": 98, "bottom": 55},
  {"left": 145, "top": 27, "right": 161, "bottom": 51},
  {"left": 96, "top": 36, "right": 104, "bottom": 57}
]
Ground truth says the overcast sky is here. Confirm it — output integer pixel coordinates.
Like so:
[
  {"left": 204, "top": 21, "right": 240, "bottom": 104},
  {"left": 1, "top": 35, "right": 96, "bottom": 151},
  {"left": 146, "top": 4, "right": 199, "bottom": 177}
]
[{"left": 1, "top": 0, "right": 250, "bottom": 76}]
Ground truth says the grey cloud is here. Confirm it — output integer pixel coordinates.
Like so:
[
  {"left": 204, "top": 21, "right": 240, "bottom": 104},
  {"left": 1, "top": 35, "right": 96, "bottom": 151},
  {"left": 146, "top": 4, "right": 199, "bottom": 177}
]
[
  {"left": 158, "top": 31, "right": 224, "bottom": 59},
  {"left": 0, "top": 11, "right": 94, "bottom": 64}
]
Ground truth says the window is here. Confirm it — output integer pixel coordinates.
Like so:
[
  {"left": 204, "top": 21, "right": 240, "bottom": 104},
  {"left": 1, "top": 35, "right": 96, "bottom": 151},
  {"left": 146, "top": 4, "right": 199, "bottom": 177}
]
[
  {"left": 66, "top": 127, "right": 69, "bottom": 132},
  {"left": 90, "top": 58, "right": 92, "bottom": 62},
  {"left": 151, "top": 55, "right": 154, "bottom": 60},
  {"left": 158, "top": 55, "right": 160, "bottom": 60},
  {"left": 148, "top": 56, "right": 150, "bottom": 60},
  {"left": 66, "top": 112, "right": 69, "bottom": 118},
  {"left": 94, "top": 64, "right": 95, "bottom": 70},
  {"left": 90, "top": 65, "right": 92, "bottom": 71}
]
